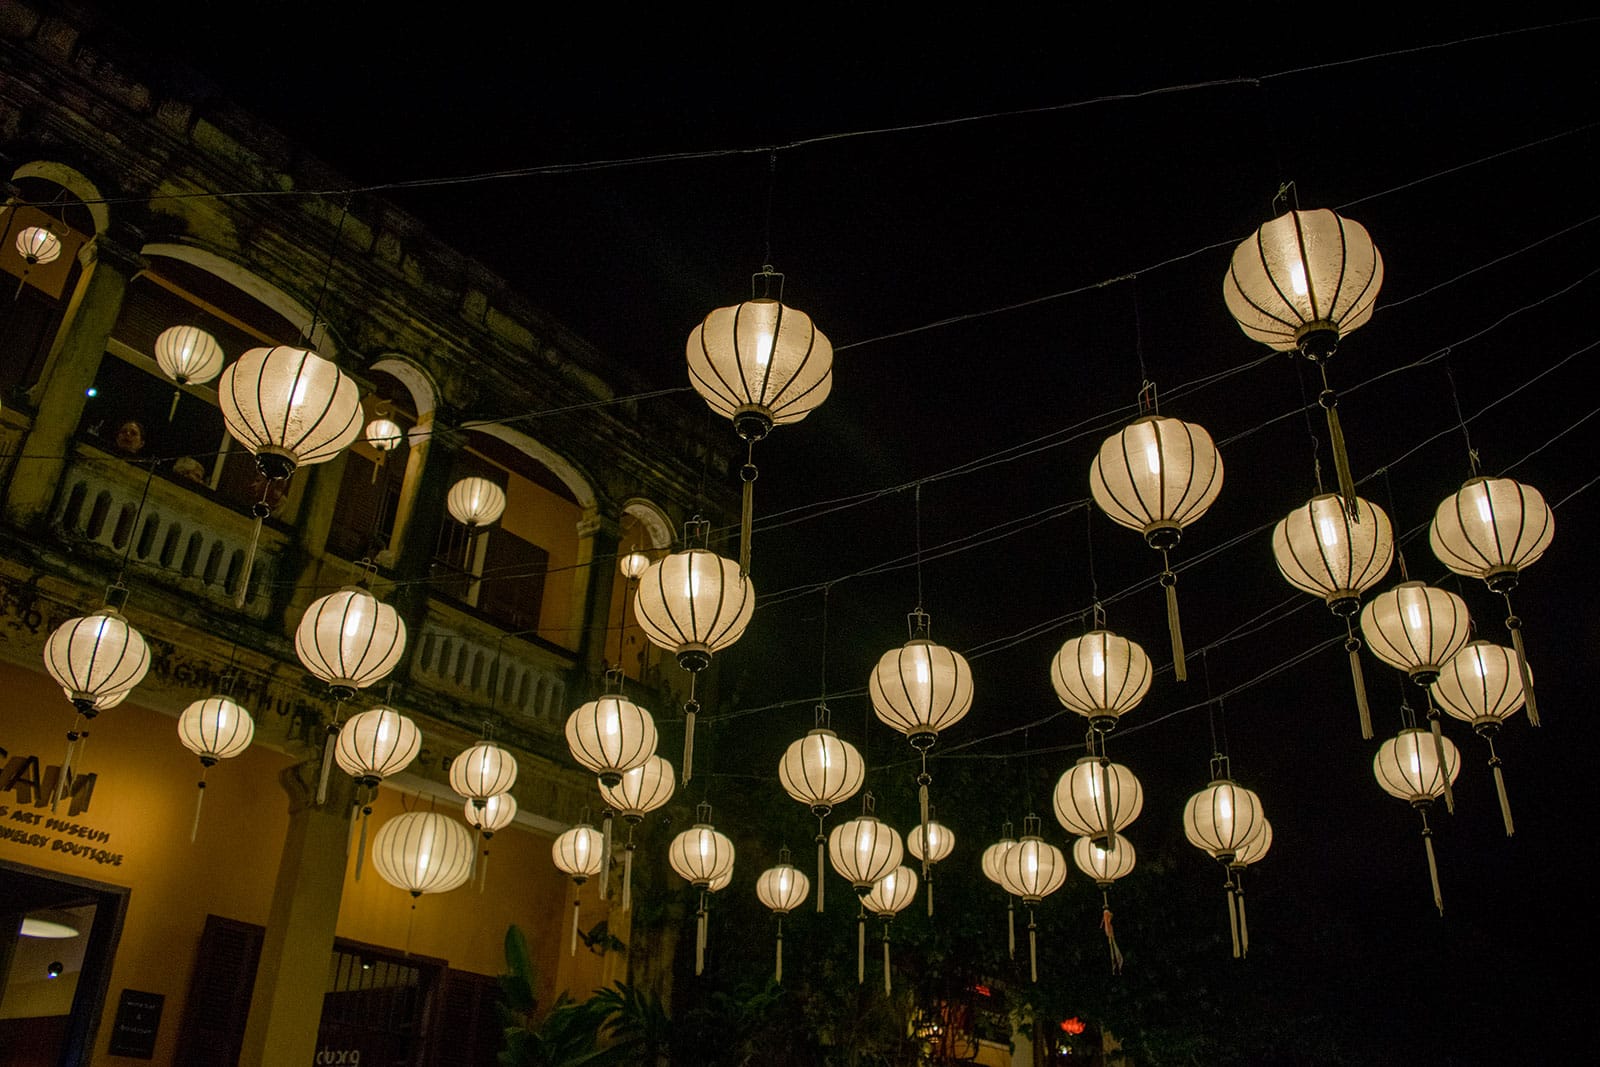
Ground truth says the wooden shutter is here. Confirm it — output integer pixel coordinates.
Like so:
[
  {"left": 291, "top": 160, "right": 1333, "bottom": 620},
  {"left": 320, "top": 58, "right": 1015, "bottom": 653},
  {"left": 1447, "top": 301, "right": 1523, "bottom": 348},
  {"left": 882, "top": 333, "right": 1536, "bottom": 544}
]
[{"left": 173, "top": 915, "right": 264, "bottom": 1067}]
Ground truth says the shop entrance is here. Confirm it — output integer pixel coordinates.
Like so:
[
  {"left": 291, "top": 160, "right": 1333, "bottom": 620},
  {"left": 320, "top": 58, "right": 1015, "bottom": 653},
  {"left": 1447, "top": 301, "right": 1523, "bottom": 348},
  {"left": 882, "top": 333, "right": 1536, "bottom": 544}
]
[{"left": 0, "top": 859, "right": 128, "bottom": 1067}]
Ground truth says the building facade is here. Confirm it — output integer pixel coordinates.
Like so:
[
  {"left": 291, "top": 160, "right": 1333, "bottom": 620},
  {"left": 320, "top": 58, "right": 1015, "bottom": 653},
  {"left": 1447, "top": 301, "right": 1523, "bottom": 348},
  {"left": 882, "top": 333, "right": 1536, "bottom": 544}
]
[{"left": 0, "top": 2, "right": 736, "bottom": 1062}]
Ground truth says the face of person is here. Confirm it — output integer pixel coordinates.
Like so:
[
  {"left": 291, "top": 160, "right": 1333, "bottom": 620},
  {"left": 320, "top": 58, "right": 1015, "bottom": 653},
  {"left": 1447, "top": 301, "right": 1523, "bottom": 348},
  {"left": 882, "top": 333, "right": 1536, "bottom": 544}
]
[{"left": 116, "top": 421, "right": 145, "bottom": 453}]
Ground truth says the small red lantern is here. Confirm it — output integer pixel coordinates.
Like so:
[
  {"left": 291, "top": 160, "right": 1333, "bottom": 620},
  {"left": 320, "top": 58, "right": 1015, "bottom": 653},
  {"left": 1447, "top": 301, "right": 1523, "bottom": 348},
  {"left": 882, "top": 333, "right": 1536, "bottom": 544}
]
[{"left": 1061, "top": 1017, "right": 1087, "bottom": 1036}]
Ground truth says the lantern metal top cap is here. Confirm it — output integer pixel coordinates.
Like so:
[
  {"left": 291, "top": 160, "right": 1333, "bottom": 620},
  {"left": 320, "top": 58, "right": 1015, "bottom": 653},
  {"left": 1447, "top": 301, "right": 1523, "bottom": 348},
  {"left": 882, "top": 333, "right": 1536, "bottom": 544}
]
[
  {"left": 1020, "top": 813, "right": 1043, "bottom": 838},
  {"left": 750, "top": 264, "right": 785, "bottom": 301},
  {"left": 906, "top": 609, "right": 932, "bottom": 641}
]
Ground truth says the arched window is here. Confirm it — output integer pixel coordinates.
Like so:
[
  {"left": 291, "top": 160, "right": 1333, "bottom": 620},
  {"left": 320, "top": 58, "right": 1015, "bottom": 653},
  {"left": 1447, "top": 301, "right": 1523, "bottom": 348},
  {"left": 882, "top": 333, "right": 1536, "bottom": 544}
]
[
  {"left": 608, "top": 500, "right": 673, "bottom": 682},
  {"left": 0, "top": 177, "right": 95, "bottom": 403},
  {"left": 433, "top": 431, "right": 586, "bottom": 650},
  {"left": 73, "top": 252, "right": 307, "bottom": 507},
  {"left": 324, "top": 368, "right": 418, "bottom": 561}
]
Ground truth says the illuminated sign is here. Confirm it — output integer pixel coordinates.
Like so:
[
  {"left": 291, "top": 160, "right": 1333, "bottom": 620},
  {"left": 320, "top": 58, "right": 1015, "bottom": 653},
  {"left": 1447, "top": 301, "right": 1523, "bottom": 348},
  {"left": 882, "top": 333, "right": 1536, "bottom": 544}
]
[{"left": 0, "top": 744, "right": 121, "bottom": 865}]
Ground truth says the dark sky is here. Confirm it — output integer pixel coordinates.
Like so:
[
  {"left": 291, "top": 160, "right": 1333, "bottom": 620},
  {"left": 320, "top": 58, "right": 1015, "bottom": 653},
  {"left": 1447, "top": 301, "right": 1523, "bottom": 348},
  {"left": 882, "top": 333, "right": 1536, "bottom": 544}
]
[{"left": 59, "top": 6, "right": 1600, "bottom": 1060}]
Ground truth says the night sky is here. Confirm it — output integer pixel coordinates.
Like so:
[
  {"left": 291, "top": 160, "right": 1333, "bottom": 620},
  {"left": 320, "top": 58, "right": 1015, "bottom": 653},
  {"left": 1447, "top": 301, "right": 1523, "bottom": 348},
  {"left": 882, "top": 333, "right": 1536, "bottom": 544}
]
[{"left": 46, "top": 7, "right": 1600, "bottom": 1061}]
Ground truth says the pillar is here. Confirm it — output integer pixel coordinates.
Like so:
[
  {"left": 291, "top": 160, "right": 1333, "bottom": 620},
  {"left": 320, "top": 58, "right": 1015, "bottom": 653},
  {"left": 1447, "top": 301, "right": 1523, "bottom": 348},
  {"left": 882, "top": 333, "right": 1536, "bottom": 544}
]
[
  {"left": 4, "top": 235, "right": 138, "bottom": 528},
  {"left": 575, "top": 505, "right": 620, "bottom": 678},
  {"left": 237, "top": 758, "right": 353, "bottom": 1067}
]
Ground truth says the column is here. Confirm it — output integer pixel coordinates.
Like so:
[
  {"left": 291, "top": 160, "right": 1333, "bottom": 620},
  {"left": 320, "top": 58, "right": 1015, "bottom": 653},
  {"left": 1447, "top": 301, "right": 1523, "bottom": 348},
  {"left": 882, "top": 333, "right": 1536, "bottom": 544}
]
[
  {"left": 4, "top": 234, "right": 139, "bottom": 528},
  {"left": 237, "top": 758, "right": 354, "bottom": 1067},
  {"left": 574, "top": 505, "right": 620, "bottom": 678}
]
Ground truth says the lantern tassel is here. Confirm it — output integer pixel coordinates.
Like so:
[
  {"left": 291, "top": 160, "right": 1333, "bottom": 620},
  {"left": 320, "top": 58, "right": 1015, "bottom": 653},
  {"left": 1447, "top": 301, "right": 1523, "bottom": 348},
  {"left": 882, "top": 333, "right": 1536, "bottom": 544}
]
[
  {"left": 1320, "top": 386, "right": 1359, "bottom": 520},
  {"left": 1346, "top": 634, "right": 1374, "bottom": 740},
  {"left": 235, "top": 512, "right": 264, "bottom": 609},
  {"left": 1007, "top": 898, "right": 1015, "bottom": 959},
  {"left": 190, "top": 779, "right": 206, "bottom": 843},
  {"left": 1422, "top": 821, "right": 1444, "bottom": 916},
  {"left": 1028, "top": 912, "right": 1038, "bottom": 984},
  {"left": 775, "top": 920, "right": 783, "bottom": 984},
  {"left": 917, "top": 773, "right": 931, "bottom": 879},
  {"left": 697, "top": 892, "right": 708, "bottom": 976},
  {"left": 1161, "top": 562, "right": 1187, "bottom": 682},
  {"left": 571, "top": 897, "right": 581, "bottom": 957},
  {"left": 816, "top": 832, "right": 826, "bottom": 913},
  {"left": 405, "top": 900, "right": 417, "bottom": 957},
  {"left": 479, "top": 848, "right": 490, "bottom": 893},
  {"left": 316, "top": 723, "right": 337, "bottom": 806},
  {"left": 1235, "top": 873, "right": 1250, "bottom": 958},
  {"left": 927, "top": 875, "right": 934, "bottom": 918},
  {"left": 883, "top": 930, "right": 892, "bottom": 996},
  {"left": 1490, "top": 754, "right": 1515, "bottom": 837},
  {"left": 740, "top": 460, "right": 755, "bottom": 577},
  {"left": 682, "top": 701, "right": 698, "bottom": 784},
  {"left": 355, "top": 805, "right": 370, "bottom": 881},
  {"left": 1505, "top": 611, "right": 1539, "bottom": 727},
  {"left": 1428, "top": 710, "right": 1455, "bottom": 814},
  {"left": 1097, "top": 758, "right": 1115, "bottom": 850},
  {"left": 52, "top": 727, "right": 81, "bottom": 814},
  {"left": 622, "top": 844, "right": 635, "bottom": 912},
  {"left": 600, "top": 811, "right": 613, "bottom": 901},
  {"left": 1226, "top": 882, "right": 1241, "bottom": 960},
  {"left": 168, "top": 389, "right": 181, "bottom": 422},
  {"left": 857, "top": 910, "right": 866, "bottom": 985},
  {"left": 1101, "top": 894, "right": 1124, "bottom": 975}
]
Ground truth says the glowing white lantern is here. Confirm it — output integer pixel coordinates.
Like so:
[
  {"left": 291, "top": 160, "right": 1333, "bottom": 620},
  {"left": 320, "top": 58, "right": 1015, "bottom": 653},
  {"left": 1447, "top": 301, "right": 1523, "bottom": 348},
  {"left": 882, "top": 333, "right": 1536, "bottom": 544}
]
[
  {"left": 177, "top": 696, "right": 255, "bottom": 764},
  {"left": 565, "top": 689, "right": 658, "bottom": 786},
  {"left": 1073, "top": 833, "right": 1137, "bottom": 885},
  {"left": 669, "top": 804, "right": 737, "bottom": 975},
  {"left": 778, "top": 716, "right": 865, "bottom": 914},
  {"left": 43, "top": 608, "right": 150, "bottom": 715},
  {"left": 600, "top": 754, "right": 676, "bottom": 912},
  {"left": 371, "top": 811, "right": 474, "bottom": 897},
  {"left": 756, "top": 852, "right": 811, "bottom": 983},
  {"left": 365, "top": 417, "right": 404, "bottom": 452},
  {"left": 1360, "top": 581, "right": 1473, "bottom": 685},
  {"left": 449, "top": 741, "right": 518, "bottom": 809},
  {"left": 295, "top": 586, "right": 407, "bottom": 700},
  {"left": 1374, "top": 728, "right": 1461, "bottom": 914},
  {"left": 828, "top": 805, "right": 904, "bottom": 893},
  {"left": 687, "top": 286, "right": 833, "bottom": 442},
  {"left": 154, "top": 326, "right": 225, "bottom": 387},
  {"left": 1184, "top": 765, "right": 1267, "bottom": 959},
  {"left": 446, "top": 476, "right": 506, "bottom": 528},
  {"left": 465, "top": 792, "right": 517, "bottom": 837},
  {"left": 334, "top": 706, "right": 422, "bottom": 788},
  {"left": 1431, "top": 476, "right": 1554, "bottom": 726},
  {"left": 1052, "top": 756, "right": 1144, "bottom": 848},
  {"left": 864, "top": 865, "right": 918, "bottom": 919},
  {"left": 1050, "top": 629, "right": 1152, "bottom": 731},
  {"left": 619, "top": 548, "right": 652, "bottom": 581},
  {"left": 998, "top": 815, "right": 1067, "bottom": 983},
  {"left": 218, "top": 345, "right": 363, "bottom": 480},
  {"left": 16, "top": 225, "right": 61, "bottom": 265},
  {"left": 906, "top": 821, "right": 955, "bottom": 865},
  {"left": 1089, "top": 415, "right": 1223, "bottom": 680}
]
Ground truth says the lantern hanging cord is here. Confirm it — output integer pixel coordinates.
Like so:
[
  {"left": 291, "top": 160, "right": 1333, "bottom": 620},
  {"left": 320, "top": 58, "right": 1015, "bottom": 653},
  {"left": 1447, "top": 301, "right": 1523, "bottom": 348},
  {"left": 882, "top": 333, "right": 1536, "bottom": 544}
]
[
  {"left": 1133, "top": 279, "right": 1150, "bottom": 388},
  {"left": 1085, "top": 505, "right": 1100, "bottom": 607},
  {"left": 914, "top": 482, "right": 925, "bottom": 612},
  {"left": 307, "top": 194, "right": 352, "bottom": 343},
  {"left": 1294, "top": 359, "right": 1327, "bottom": 494},
  {"left": 763, "top": 150, "right": 778, "bottom": 267},
  {"left": 1442, "top": 358, "right": 1481, "bottom": 475},
  {"left": 116, "top": 458, "right": 162, "bottom": 582}
]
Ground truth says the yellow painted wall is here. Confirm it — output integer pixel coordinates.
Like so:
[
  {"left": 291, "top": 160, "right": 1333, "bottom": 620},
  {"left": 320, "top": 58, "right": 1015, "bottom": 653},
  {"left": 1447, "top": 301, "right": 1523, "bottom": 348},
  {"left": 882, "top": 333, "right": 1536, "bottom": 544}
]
[
  {"left": 0, "top": 661, "right": 618, "bottom": 1063},
  {"left": 500, "top": 469, "right": 583, "bottom": 652},
  {"left": 0, "top": 661, "right": 291, "bottom": 1065}
]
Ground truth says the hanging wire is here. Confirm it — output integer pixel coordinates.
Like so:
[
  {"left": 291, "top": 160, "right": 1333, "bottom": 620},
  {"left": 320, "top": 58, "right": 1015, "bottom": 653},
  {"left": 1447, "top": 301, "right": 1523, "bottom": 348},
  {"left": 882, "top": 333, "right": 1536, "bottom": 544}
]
[{"left": 1442, "top": 358, "right": 1482, "bottom": 476}]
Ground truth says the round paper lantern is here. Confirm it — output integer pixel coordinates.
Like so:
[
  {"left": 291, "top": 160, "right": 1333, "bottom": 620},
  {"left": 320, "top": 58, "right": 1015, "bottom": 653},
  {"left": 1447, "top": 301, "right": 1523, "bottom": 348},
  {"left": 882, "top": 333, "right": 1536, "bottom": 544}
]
[
  {"left": 1375, "top": 728, "right": 1462, "bottom": 804},
  {"left": 365, "top": 417, "right": 404, "bottom": 452},
  {"left": 998, "top": 826, "right": 1068, "bottom": 905},
  {"left": 43, "top": 608, "right": 150, "bottom": 716},
  {"left": 686, "top": 292, "right": 833, "bottom": 442},
  {"left": 633, "top": 548, "right": 755, "bottom": 671},
  {"left": 16, "top": 225, "right": 62, "bottom": 265},
  {"left": 154, "top": 326, "right": 225, "bottom": 386},
  {"left": 1273, "top": 494, "right": 1394, "bottom": 614},
  {"left": 1432, "top": 642, "right": 1527, "bottom": 729},
  {"left": 757, "top": 859, "right": 811, "bottom": 914},
  {"left": 1090, "top": 415, "right": 1223, "bottom": 550},
  {"left": 1183, "top": 778, "right": 1265, "bottom": 863},
  {"left": 828, "top": 810, "right": 903, "bottom": 893},
  {"left": 552, "top": 823, "right": 605, "bottom": 881},
  {"left": 778, "top": 726, "right": 865, "bottom": 815},
  {"left": 1430, "top": 477, "right": 1553, "bottom": 590},
  {"left": 295, "top": 587, "right": 407, "bottom": 700},
  {"left": 906, "top": 820, "right": 955, "bottom": 865},
  {"left": 1232, "top": 819, "right": 1272, "bottom": 869},
  {"left": 619, "top": 548, "right": 651, "bottom": 581},
  {"left": 449, "top": 741, "right": 518, "bottom": 808},
  {"left": 565, "top": 691, "right": 658, "bottom": 786},
  {"left": 334, "top": 706, "right": 421, "bottom": 787},
  {"left": 1053, "top": 756, "right": 1144, "bottom": 847},
  {"left": 1223, "top": 208, "right": 1384, "bottom": 359},
  {"left": 218, "top": 345, "right": 363, "bottom": 479},
  {"left": 863, "top": 866, "right": 918, "bottom": 918},
  {"left": 868, "top": 622, "right": 974, "bottom": 744},
  {"left": 177, "top": 696, "right": 255, "bottom": 764},
  {"left": 600, "top": 754, "right": 676, "bottom": 818},
  {"left": 1072, "top": 833, "right": 1137, "bottom": 885},
  {"left": 447, "top": 476, "right": 506, "bottom": 528},
  {"left": 465, "top": 792, "right": 517, "bottom": 836},
  {"left": 1050, "top": 630, "right": 1152, "bottom": 731},
  {"left": 981, "top": 834, "right": 1016, "bottom": 886},
  {"left": 371, "top": 811, "right": 474, "bottom": 897},
  {"left": 1359, "top": 581, "right": 1473, "bottom": 685},
  {"left": 669, "top": 817, "right": 737, "bottom": 888}
]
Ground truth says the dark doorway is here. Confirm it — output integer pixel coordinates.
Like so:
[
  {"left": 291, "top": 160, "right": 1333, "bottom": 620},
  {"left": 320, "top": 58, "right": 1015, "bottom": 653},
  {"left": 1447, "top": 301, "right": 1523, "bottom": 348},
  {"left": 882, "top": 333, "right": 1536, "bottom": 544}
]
[{"left": 0, "top": 860, "right": 129, "bottom": 1067}]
